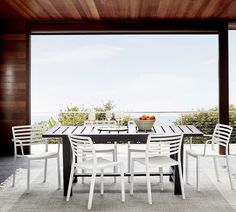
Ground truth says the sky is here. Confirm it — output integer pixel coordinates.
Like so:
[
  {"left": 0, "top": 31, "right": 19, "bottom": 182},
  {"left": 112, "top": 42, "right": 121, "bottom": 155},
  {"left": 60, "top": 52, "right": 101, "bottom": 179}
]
[{"left": 31, "top": 33, "right": 236, "bottom": 115}]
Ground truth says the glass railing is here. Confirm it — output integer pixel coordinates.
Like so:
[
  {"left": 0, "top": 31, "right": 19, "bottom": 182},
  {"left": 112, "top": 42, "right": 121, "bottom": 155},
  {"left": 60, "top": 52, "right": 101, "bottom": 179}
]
[{"left": 31, "top": 110, "right": 236, "bottom": 143}]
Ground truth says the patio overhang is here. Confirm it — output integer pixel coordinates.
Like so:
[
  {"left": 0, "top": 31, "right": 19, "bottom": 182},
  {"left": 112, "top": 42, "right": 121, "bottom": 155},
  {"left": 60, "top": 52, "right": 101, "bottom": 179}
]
[{"left": 0, "top": 0, "right": 236, "bottom": 155}]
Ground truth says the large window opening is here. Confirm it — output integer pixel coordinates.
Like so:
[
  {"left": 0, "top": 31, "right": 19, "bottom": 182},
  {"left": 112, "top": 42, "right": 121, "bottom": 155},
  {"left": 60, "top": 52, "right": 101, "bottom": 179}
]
[{"left": 31, "top": 34, "right": 218, "bottom": 126}]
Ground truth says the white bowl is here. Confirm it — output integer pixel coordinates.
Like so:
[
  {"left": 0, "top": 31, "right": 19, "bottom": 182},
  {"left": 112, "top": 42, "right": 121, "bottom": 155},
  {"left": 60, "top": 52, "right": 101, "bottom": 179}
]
[{"left": 134, "top": 119, "right": 155, "bottom": 130}]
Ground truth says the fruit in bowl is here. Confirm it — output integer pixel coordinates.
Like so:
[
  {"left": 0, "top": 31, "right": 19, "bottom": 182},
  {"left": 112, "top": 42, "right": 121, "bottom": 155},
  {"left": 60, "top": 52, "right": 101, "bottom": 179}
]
[
  {"left": 134, "top": 115, "right": 156, "bottom": 130},
  {"left": 138, "top": 115, "right": 155, "bottom": 120}
]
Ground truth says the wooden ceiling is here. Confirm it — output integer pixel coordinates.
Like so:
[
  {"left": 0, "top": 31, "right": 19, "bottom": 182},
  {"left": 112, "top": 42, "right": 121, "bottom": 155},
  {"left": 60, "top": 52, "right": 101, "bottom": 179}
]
[{"left": 1, "top": 0, "right": 236, "bottom": 22}]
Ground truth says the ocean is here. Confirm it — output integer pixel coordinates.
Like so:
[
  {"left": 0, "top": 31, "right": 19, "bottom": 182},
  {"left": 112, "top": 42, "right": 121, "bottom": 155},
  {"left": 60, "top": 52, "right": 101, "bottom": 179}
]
[{"left": 31, "top": 112, "right": 182, "bottom": 125}]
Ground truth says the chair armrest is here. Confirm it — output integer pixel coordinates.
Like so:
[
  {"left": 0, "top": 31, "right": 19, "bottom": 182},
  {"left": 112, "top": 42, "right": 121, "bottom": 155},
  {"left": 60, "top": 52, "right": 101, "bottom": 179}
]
[
  {"left": 203, "top": 139, "right": 212, "bottom": 144},
  {"left": 203, "top": 139, "right": 212, "bottom": 156},
  {"left": 44, "top": 138, "right": 61, "bottom": 153},
  {"left": 12, "top": 138, "right": 22, "bottom": 144},
  {"left": 12, "top": 139, "right": 24, "bottom": 155}
]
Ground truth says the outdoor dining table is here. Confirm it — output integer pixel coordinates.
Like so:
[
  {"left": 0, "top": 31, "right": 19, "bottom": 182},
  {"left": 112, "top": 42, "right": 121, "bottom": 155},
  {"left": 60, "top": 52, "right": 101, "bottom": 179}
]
[{"left": 43, "top": 124, "right": 203, "bottom": 196}]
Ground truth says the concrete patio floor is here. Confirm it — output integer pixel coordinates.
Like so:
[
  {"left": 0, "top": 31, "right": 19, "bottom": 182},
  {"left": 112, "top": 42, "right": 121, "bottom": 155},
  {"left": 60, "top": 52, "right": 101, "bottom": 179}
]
[{"left": 1, "top": 143, "right": 236, "bottom": 211}]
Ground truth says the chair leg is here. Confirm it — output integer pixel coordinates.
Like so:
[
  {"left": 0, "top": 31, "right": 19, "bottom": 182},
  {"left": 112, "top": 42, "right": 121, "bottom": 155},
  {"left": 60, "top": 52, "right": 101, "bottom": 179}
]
[
  {"left": 159, "top": 167, "right": 164, "bottom": 191},
  {"left": 88, "top": 170, "right": 96, "bottom": 210},
  {"left": 185, "top": 153, "right": 189, "bottom": 184},
  {"left": 128, "top": 142, "right": 131, "bottom": 183},
  {"left": 130, "top": 159, "right": 134, "bottom": 195},
  {"left": 12, "top": 157, "right": 16, "bottom": 187},
  {"left": 120, "top": 163, "right": 125, "bottom": 202},
  {"left": 66, "top": 165, "right": 75, "bottom": 201},
  {"left": 196, "top": 156, "right": 200, "bottom": 192},
  {"left": 82, "top": 153, "right": 85, "bottom": 184},
  {"left": 100, "top": 169, "right": 104, "bottom": 195},
  {"left": 226, "top": 156, "right": 234, "bottom": 190},
  {"left": 178, "top": 163, "right": 185, "bottom": 199},
  {"left": 43, "top": 158, "right": 47, "bottom": 183},
  {"left": 113, "top": 142, "right": 118, "bottom": 183},
  {"left": 213, "top": 157, "right": 220, "bottom": 182},
  {"left": 146, "top": 165, "right": 152, "bottom": 204},
  {"left": 27, "top": 159, "right": 30, "bottom": 193},
  {"left": 81, "top": 169, "right": 85, "bottom": 184},
  {"left": 57, "top": 156, "right": 61, "bottom": 189}
]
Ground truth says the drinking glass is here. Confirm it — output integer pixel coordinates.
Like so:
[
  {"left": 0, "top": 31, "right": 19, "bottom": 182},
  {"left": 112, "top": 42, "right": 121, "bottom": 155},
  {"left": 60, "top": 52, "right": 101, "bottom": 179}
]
[
  {"left": 88, "top": 112, "right": 96, "bottom": 125},
  {"left": 106, "top": 111, "right": 113, "bottom": 127},
  {"left": 106, "top": 111, "right": 113, "bottom": 121},
  {"left": 115, "top": 112, "right": 124, "bottom": 127}
]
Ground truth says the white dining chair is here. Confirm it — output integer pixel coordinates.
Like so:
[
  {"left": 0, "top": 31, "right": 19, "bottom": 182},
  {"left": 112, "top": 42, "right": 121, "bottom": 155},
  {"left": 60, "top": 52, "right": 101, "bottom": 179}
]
[
  {"left": 130, "top": 133, "right": 185, "bottom": 204},
  {"left": 127, "top": 120, "right": 163, "bottom": 185},
  {"left": 66, "top": 135, "right": 125, "bottom": 210},
  {"left": 128, "top": 144, "right": 146, "bottom": 183},
  {"left": 127, "top": 120, "right": 144, "bottom": 182},
  {"left": 82, "top": 120, "right": 118, "bottom": 183},
  {"left": 12, "top": 125, "right": 61, "bottom": 193},
  {"left": 185, "top": 124, "right": 234, "bottom": 191}
]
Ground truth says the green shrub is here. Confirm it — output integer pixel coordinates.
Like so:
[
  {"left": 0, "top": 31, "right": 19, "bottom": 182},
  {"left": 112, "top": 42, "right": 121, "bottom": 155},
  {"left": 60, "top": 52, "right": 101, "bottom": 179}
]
[
  {"left": 175, "top": 105, "right": 236, "bottom": 143},
  {"left": 58, "top": 106, "right": 88, "bottom": 126}
]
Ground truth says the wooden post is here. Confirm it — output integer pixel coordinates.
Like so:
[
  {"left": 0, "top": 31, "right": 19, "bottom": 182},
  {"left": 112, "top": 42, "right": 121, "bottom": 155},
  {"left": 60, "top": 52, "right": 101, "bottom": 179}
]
[
  {"left": 218, "top": 22, "right": 229, "bottom": 155},
  {"left": 0, "top": 21, "right": 29, "bottom": 155}
]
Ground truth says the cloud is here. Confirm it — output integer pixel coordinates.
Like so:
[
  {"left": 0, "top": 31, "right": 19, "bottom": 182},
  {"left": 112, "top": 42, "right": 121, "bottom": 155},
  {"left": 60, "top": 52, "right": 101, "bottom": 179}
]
[
  {"left": 32, "top": 44, "right": 123, "bottom": 65},
  {"left": 113, "top": 73, "right": 195, "bottom": 110}
]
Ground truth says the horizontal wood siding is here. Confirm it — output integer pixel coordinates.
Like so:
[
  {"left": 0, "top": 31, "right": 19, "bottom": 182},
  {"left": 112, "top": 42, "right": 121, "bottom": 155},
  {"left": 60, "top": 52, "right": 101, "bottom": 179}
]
[{"left": 0, "top": 21, "right": 28, "bottom": 155}]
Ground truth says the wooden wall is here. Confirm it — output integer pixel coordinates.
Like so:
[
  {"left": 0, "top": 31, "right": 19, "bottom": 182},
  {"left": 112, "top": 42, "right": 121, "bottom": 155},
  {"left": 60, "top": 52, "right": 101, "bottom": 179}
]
[{"left": 0, "top": 21, "right": 29, "bottom": 155}]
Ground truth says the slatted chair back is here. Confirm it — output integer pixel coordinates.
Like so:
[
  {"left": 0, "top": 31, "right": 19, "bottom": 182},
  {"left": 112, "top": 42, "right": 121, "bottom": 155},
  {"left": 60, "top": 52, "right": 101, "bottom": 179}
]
[
  {"left": 12, "top": 125, "right": 44, "bottom": 156},
  {"left": 68, "top": 135, "right": 97, "bottom": 166},
  {"left": 145, "top": 134, "right": 183, "bottom": 162},
  {"left": 211, "top": 124, "right": 233, "bottom": 154}
]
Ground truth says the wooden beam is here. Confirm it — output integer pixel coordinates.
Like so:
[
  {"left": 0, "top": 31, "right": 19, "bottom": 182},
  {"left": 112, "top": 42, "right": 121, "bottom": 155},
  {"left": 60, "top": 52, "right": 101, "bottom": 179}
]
[
  {"left": 218, "top": 22, "right": 229, "bottom": 155},
  {"left": 28, "top": 20, "right": 221, "bottom": 34}
]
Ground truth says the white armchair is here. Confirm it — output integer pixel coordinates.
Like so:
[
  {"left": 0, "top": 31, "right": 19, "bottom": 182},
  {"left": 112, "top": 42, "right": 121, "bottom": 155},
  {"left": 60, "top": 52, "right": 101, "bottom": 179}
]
[
  {"left": 12, "top": 125, "right": 61, "bottom": 193},
  {"left": 185, "top": 124, "right": 234, "bottom": 191}
]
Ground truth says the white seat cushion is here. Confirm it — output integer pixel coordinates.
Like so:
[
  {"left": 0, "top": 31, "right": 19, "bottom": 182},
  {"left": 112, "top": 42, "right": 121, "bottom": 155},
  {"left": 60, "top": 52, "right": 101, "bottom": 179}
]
[
  {"left": 186, "top": 148, "right": 220, "bottom": 157},
  {"left": 27, "top": 151, "right": 58, "bottom": 160},
  {"left": 129, "top": 144, "right": 146, "bottom": 152},
  {"left": 95, "top": 147, "right": 114, "bottom": 152},
  {"left": 134, "top": 156, "right": 178, "bottom": 168},
  {"left": 129, "top": 147, "right": 145, "bottom": 152},
  {"left": 77, "top": 157, "right": 119, "bottom": 170},
  {"left": 84, "top": 145, "right": 114, "bottom": 153}
]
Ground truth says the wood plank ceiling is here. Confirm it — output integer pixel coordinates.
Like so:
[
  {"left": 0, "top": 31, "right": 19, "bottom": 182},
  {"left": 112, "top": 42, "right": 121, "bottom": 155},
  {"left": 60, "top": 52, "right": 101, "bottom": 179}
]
[{"left": 1, "top": 0, "right": 236, "bottom": 22}]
